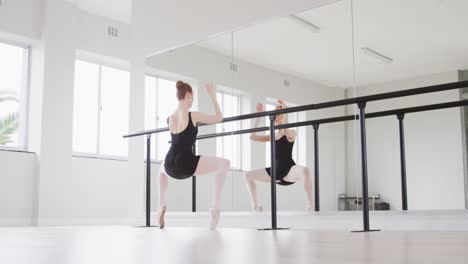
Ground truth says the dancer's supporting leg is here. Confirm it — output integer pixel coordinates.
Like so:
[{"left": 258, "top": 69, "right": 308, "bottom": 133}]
[
  {"left": 243, "top": 168, "right": 271, "bottom": 211},
  {"left": 283, "top": 165, "right": 313, "bottom": 210},
  {"left": 194, "top": 156, "right": 230, "bottom": 230}
]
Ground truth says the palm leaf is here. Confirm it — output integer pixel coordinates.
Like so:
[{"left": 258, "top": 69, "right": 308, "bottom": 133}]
[
  {"left": 0, "top": 112, "right": 19, "bottom": 145},
  {"left": 0, "top": 95, "right": 19, "bottom": 103}
]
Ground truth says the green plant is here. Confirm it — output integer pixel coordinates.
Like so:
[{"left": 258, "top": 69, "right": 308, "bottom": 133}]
[
  {"left": 0, "top": 96, "right": 19, "bottom": 103},
  {"left": 0, "top": 112, "right": 19, "bottom": 145}
]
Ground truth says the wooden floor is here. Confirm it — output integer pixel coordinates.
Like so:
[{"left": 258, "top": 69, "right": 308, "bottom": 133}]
[{"left": 1, "top": 226, "right": 467, "bottom": 264}]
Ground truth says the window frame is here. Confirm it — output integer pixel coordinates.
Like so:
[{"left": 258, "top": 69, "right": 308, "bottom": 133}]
[
  {"left": 72, "top": 57, "right": 130, "bottom": 160},
  {"left": 264, "top": 102, "right": 276, "bottom": 167},
  {"left": 216, "top": 88, "right": 243, "bottom": 170},
  {"left": 145, "top": 69, "right": 199, "bottom": 162},
  {"left": 0, "top": 39, "right": 31, "bottom": 152}
]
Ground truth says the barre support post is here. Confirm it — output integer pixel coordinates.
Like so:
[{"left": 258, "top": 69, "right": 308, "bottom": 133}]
[
  {"left": 313, "top": 123, "right": 320, "bottom": 212},
  {"left": 397, "top": 113, "right": 408, "bottom": 211},
  {"left": 192, "top": 143, "right": 197, "bottom": 212},
  {"left": 353, "top": 102, "right": 380, "bottom": 232},
  {"left": 269, "top": 115, "right": 278, "bottom": 229},
  {"left": 259, "top": 115, "right": 288, "bottom": 230},
  {"left": 145, "top": 135, "right": 151, "bottom": 227}
]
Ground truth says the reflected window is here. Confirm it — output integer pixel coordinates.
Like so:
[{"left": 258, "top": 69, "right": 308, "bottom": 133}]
[
  {"left": 144, "top": 76, "right": 157, "bottom": 160},
  {"left": 216, "top": 90, "right": 242, "bottom": 169},
  {"left": 265, "top": 103, "right": 275, "bottom": 167},
  {"left": 156, "top": 78, "right": 178, "bottom": 161}
]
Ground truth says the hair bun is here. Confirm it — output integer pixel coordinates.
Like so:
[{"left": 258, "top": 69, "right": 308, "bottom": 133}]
[{"left": 176, "top": 81, "right": 184, "bottom": 89}]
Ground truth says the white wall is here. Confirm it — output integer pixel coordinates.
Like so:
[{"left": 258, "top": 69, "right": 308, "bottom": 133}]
[
  {"left": 147, "top": 45, "right": 339, "bottom": 104},
  {"left": 345, "top": 72, "right": 465, "bottom": 210},
  {"left": 0, "top": 0, "right": 146, "bottom": 225},
  {"left": 0, "top": 0, "right": 43, "bottom": 40},
  {"left": 0, "top": 151, "right": 36, "bottom": 225},
  {"left": 68, "top": 157, "right": 137, "bottom": 224}
]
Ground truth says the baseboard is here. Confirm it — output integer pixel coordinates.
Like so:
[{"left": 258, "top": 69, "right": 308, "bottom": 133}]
[{"left": 3, "top": 210, "right": 468, "bottom": 231}]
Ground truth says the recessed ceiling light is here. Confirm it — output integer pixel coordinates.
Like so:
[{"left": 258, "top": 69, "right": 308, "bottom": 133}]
[
  {"left": 361, "top": 47, "right": 393, "bottom": 64},
  {"left": 289, "top": 15, "right": 320, "bottom": 33}
]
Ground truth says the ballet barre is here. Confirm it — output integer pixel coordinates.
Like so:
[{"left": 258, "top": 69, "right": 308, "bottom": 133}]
[{"left": 124, "top": 80, "right": 468, "bottom": 231}]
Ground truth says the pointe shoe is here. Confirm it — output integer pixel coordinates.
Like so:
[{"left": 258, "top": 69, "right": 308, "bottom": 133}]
[
  {"left": 157, "top": 205, "right": 167, "bottom": 229},
  {"left": 252, "top": 206, "right": 263, "bottom": 213},
  {"left": 210, "top": 208, "right": 221, "bottom": 231},
  {"left": 305, "top": 205, "right": 313, "bottom": 212}
]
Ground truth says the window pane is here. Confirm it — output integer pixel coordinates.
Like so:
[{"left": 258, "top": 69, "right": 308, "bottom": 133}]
[
  {"left": 217, "top": 92, "right": 241, "bottom": 169},
  {"left": 216, "top": 93, "right": 223, "bottom": 159},
  {"left": 0, "top": 42, "right": 27, "bottom": 147},
  {"left": 99, "top": 66, "right": 130, "bottom": 157},
  {"left": 289, "top": 112, "right": 299, "bottom": 162},
  {"left": 72, "top": 60, "right": 99, "bottom": 153},
  {"left": 265, "top": 103, "right": 275, "bottom": 167},
  {"left": 145, "top": 76, "right": 157, "bottom": 160},
  {"left": 298, "top": 112, "right": 307, "bottom": 165},
  {"left": 156, "top": 78, "right": 178, "bottom": 160},
  {"left": 230, "top": 96, "right": 241, "bottom": 168}
]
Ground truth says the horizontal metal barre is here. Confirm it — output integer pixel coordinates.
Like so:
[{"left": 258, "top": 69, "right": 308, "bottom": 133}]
[
  {"left": 192, "top": 100, "right": 468, "bottom": 141},
  {"left": 123, "top": 80, "right": 468, "bottom": 138}
]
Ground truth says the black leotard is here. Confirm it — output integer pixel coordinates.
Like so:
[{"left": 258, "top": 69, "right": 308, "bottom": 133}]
[
  {"left": 265, "top": 135, "right": 296, "bottom": 186},
  {"left": 164, "top": 112, "right": 201, "bottom": 180}
]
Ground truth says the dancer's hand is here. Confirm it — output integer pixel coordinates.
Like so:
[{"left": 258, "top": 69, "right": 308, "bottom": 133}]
[
  {"left": 256, "top": 103, "right": 263, "bottom": 112},
  {"left": 277, "top": 99, "right": 287, "bottom": 108},
  {"left": 206, "top": 83, "right": 216, "bottom": 98}
]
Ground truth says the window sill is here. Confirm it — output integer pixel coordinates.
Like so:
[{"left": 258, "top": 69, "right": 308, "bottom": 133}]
[
  {"left": 73, "top": 153, "right": 249, "bottom": 173},
  {"left": 0, "top": 147, "right": 34, "bottom": 154},
  {"left": 72, "top": 154, "right": 165, "bottom": 164},
  {"left": 72, "top": 153, "right": 128, "bottom": 162}
]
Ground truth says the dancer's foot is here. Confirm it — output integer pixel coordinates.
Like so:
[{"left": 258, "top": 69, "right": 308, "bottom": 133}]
[
  {"left": 252, "top": 205, "right": 263, "bottom": 212},
  {"left": 210, "top": 208, "right": 221, "bottom": 231},
  {"left": 157, "top": 205, "right": 167, "bottom": 229}
]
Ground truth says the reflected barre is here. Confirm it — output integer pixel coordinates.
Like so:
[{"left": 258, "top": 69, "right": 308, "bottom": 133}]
[
  {"left": 194, "top": 100, "right": 468, "bottom": 140},
  {"left": 124, "top": 80, "right": 468, "bottom": 231},
  {"left": 124, "top": 81, "right": 468, "bottom": 138}
]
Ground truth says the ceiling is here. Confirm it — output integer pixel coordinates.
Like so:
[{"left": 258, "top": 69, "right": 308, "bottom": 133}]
[
  {"left": 198, "top": 0, "right": 468, "bottom": 88},
  {"left": 64, "top": 0, "right": 132, "bottom": 23}
]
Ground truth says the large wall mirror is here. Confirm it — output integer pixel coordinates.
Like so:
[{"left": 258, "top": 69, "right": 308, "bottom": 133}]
[{"left": 146, "top": 0, "right": 468, "bottom": 213}]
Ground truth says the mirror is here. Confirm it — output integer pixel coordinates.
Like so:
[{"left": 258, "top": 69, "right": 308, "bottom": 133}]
[
  {"left": 350, "top": 0, "right": 468, "bottom": 211},
  {"left": 145, "top": 0, "right": 468, "bottom": 213}
]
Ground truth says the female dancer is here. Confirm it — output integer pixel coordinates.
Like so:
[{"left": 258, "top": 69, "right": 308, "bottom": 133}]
[
  {"left": 158, "top": 81, "right": 230, "bottom": 230},
  {"left": 244, "top": 100, "right": 313, "bottom": 212}
]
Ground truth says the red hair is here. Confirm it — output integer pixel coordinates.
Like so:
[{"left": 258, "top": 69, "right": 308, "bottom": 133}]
[{"left": 176, "top": 81, "right": 193, "bottom": 100}]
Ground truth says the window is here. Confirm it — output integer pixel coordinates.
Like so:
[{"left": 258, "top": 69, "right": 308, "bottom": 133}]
[
  {"left": 265, "top": 102, "right": 307, "bottom": 167},
  {"left": 145, "top": 77, "right": 179, "bottom": 161},
  {"left": 145, "top": 76, "right": 198, "bottom": 161},
  {"left": 72, "top": 61, "right": 99, "bottom": 154},
  {"left": 72, "top": 60, "right": 130, "bottom": 157},
  {"left": 0, "top": 42, "right": 29, "bottom": 149},
  {"left": 288, "top": 111, "right": 308, "bottom": 165},
  {"left": 216, "top": 91, "right": 241, "bottom": 169},
  {"left": 144, "top": 76, "right": 157, "bottom": 160}
]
